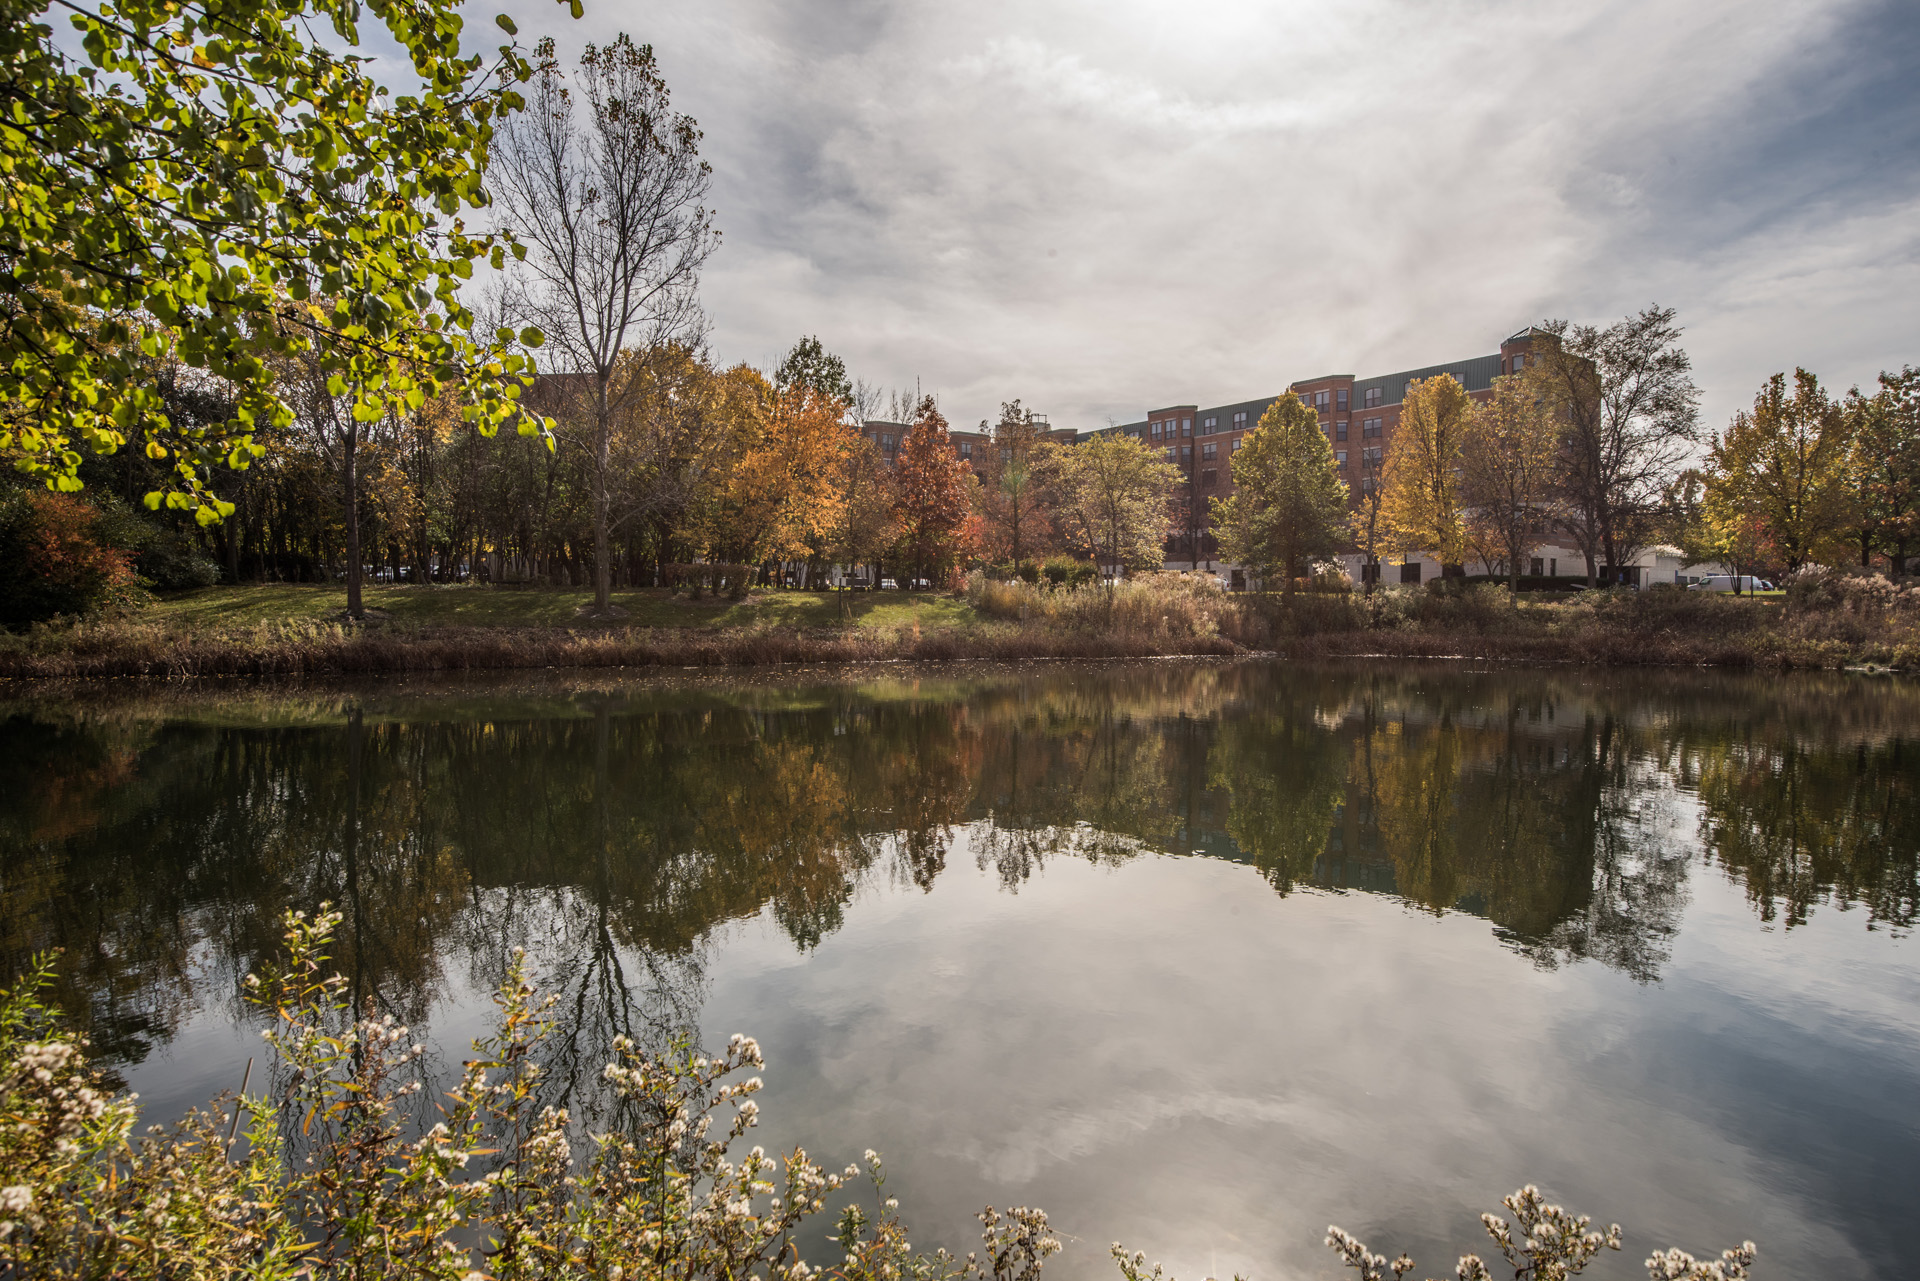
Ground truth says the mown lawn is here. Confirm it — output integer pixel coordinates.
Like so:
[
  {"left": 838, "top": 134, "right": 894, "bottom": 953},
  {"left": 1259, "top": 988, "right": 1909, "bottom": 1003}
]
[{"left": 145, "top": 584, "right": 982, "bottom": 632}]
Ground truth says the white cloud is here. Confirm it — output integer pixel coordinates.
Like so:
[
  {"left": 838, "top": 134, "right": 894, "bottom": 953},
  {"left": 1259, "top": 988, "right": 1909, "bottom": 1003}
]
[{"left": 494, "top": 0, "right": 1919, "bottom": 431}]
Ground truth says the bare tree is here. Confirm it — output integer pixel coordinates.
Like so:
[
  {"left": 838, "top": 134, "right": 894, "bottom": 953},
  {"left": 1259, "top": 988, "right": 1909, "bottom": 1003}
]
[
  {"left": 491, "top": 34, "right": 718, "bottom": 613},
  {"left": 1534, "top": 307, "right": 1701, "bottom": 586},
  {"left": 1460, "top": 370, "right": 1560, "bottom": 600}
]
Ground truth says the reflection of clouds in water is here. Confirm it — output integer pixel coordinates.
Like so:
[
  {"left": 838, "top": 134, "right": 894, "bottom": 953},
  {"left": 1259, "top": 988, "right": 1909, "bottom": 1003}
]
[{"left": 713, "top": 849, "right": 1894, "bottom": 1281}]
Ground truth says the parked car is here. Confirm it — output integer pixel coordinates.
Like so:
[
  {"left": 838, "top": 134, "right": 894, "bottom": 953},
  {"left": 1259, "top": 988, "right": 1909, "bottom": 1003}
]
[
  {"left": 879, "top": 577, "right": 898, "bottom": 590},
  {"left": 1688, "top": 575, "right": 1768, "bottom": 594}
]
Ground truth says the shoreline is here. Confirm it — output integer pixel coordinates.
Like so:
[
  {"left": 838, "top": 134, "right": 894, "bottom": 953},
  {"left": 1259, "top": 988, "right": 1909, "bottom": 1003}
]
[
  {"left": 4, "top": 580, "right": 1916, "bottom": 680},
  {"left": 0, "top": 616, "right": 1910, "bottom": 680}
]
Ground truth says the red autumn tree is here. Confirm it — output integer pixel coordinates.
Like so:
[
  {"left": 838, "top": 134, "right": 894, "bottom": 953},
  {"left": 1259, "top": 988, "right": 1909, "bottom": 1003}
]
[
  {"left": 892, "top": 395, "right": 976, "bottom": 588},
  {"left": 0, "top": 491, "right": 139, "bottom": 628}
]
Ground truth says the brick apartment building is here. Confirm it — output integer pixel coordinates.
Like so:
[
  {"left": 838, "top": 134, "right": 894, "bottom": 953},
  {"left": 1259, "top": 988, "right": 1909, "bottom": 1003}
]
[
  {"left": 861, "top": 414, "right": 1076, "bottom": 482},
  {"left": 1088, "top": 327, "right": 1553, "bottom": 577},
  {"left": 847, "top": 328, "right": 1704, "bottom": 587}
]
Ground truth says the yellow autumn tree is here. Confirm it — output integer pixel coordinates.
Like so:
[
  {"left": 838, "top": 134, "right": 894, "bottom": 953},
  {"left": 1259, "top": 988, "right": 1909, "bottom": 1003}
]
[
  {"left": 1378, "top": 374, "right": 1473, "bottom": 568},
  {"left": 1702, "top": 369, "right": 1854, "bottom": 572}
]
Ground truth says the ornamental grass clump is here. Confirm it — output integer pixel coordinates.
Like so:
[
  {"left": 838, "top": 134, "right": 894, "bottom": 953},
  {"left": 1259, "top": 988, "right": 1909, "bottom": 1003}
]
[
  {"left": 0, "top": 907, "right": 1061, "bottom": 1281},
  {"left": 964, "top": 571, "right": 1231, "bottom": 640}
]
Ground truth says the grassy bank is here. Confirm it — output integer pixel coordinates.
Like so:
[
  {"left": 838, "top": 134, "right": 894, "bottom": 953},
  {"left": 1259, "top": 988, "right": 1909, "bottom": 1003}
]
[{"left": 2, "top": 576, "right": 1916, "bottom": 678}]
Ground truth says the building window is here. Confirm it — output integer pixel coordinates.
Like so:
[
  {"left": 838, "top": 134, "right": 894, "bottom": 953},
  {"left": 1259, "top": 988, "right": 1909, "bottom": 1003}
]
[
  {"left": 1362, "top": 446, "right": 1382, "bottom": 465},
  {"left": 1315, "top": 390, "right": 1331, "bottom": 411},
  {"left": 1364, "top": 388, "right": 1382, "bottom": 409},
  {"left": 1336, "top": 388, "right": 1349, "bottom": 411},
  {"left": 882, "top": 434, "right": 894, "bottom": 448},
  {"left": 1336, "top": 450, "right": 1348, "bottom": 466},
  {"left": 1203, "top": 415, "right": 1217, "bottom": 433},
  {"left": 1202, "top": 468, "right": 1217, "bottom": 488},
  {"left": 1530, "top": 557, "right": 1544, "bottom": 577},
  {"left": 1233, "top": 411, "right": 1248, "bottom": 429},
  {"left": 960, "top": 441, "right": 972, "bottom": 456},
  {"left": 1335, "top": 420, "right": 1348, "bottom": 441},
  {"left": 1164, "top": 448, "right": 1175, "bottom": 461},
  {"left": 1511, "top": 353, "right": 1525, "bottom": 373},
  {"left": 1201, "top": 442, "right": 1217, "bottom": 460},
  {"left": 1550, "top": 557, "right": 1557, "bottom": 576},
  {"left": 1181, "top": 444, "right": 1192, "bottom": 459},
  {"left": 1151, "top": 421, "right": 1162, "bottom": 437},
  {"left": 1361, "top": 476, "right": 1377, "bottom": 493},
  {"left": 1182, "top": 418, "right": 1192, "bottom": 435},
  {"left": 1362, "top": 417, "right": 1381, "bottom": 437},
  {"left": 1400, "top": 561, "right": 1422, "bottom": 584},
  {"left": 1230, "top": 438, "right": 1241, "bottom": 452}
]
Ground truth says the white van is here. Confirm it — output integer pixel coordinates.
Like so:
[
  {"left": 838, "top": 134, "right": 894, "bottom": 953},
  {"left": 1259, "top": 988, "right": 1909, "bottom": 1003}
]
[{"left": 1688, "top": 575, "right": 1767, "bottom": 594}]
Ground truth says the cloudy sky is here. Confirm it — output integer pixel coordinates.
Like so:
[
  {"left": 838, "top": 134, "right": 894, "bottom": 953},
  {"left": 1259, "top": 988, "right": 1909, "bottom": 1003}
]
[{"left": 489, "top": 0, "right": 1919, "bottom": 435}]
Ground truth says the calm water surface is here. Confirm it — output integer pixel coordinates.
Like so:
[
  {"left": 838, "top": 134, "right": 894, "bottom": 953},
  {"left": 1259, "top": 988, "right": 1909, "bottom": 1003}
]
[{"left": 3, "top": 661, "right": 1917, "bottom": 1280}]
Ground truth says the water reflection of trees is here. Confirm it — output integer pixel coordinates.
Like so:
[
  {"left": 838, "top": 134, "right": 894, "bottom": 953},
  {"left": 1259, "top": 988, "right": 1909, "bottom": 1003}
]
[{"left": 3, "top": 665, "right": 1917, "bottom": 1068}]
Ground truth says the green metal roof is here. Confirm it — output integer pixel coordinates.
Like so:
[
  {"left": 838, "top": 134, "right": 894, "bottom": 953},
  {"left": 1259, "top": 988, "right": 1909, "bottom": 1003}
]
[{"left": 1351, "top": 354, "right": 1502, "bottom": 408}]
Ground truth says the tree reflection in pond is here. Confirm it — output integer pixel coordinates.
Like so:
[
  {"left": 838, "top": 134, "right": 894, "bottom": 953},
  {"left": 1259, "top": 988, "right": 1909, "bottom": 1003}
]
[{"left": 3, "top": 663, "right": 1917, "bottom": 1075}]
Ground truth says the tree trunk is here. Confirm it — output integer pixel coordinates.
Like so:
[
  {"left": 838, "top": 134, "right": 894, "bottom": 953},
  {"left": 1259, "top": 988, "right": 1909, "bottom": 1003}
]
[
  {"left": 222, "top": 516, "right": 240, "bottom": 583},
  {"left": 593, "top": 409, "right": 612, "bottom": 613},
  {"left": 343, "top": 421, "right": 363, "bottom": 620}
]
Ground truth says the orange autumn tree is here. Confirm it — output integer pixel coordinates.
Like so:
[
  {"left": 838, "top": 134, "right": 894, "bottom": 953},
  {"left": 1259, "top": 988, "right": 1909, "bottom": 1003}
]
[
  {"left": 694, "top": 370, "right": 850, "bottom": 573},
  {"left": 892, "top": 395, "right": 976, "bottom": 588},
  {"left": 727, "top": 382, "right": 854, "bottom": 569}
]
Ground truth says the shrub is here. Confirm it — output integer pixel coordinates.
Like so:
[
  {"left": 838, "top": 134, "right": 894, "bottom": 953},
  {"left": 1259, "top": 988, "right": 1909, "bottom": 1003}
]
[
  {"left": 978, "top": 561, "right": 1044, "bottom": 585},
  {"left": 0, "top": 491, "right": 143, "bottom": 629},
  {"left": 0, "top": 908, "right": 1063, "bottom": 1281},
  {"left": 1232, "top": 591, "right": 1365, "bottom": 640},
  {"left": 659, "top": 563, "right": 758, "bottom": 600},
  {"left": 1307, "top": 560, "right": 1353, "bottom": 594},
  {"left": 1785, "top": 564, "right": 1920, "bottom": 615},
  {"left": 1464, "top": 574, "right": 1598, "bottom": 593},
  {"left": 89, "top": 500, "right": 223, "bottom": 590},
  {"left": 1356, "top": 582, "right": 1517, "bottom": 634},
  {"left": 133, "top": 527, "right": 221, "bottom": 590},
  {"left": 1039, "top": 557, "right": 1096, "bottom": 588},
  {"left": 1316, "top": 1185, "right": 1754, "bottom": 1281}
]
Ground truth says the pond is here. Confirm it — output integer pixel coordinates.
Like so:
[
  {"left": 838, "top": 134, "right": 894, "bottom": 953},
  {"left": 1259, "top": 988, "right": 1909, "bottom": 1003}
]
[{"left": 3, "top": 661, "right": 1917, "bottom": 1280}]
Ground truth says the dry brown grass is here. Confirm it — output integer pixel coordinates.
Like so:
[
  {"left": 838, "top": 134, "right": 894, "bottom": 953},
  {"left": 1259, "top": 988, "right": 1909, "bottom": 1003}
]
[
  {"left": 0, "top": 614, "right": 1238, "bottom": 679},
  {"left": 6, "top": 575, "right": 1918, "bottom": 679}
]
